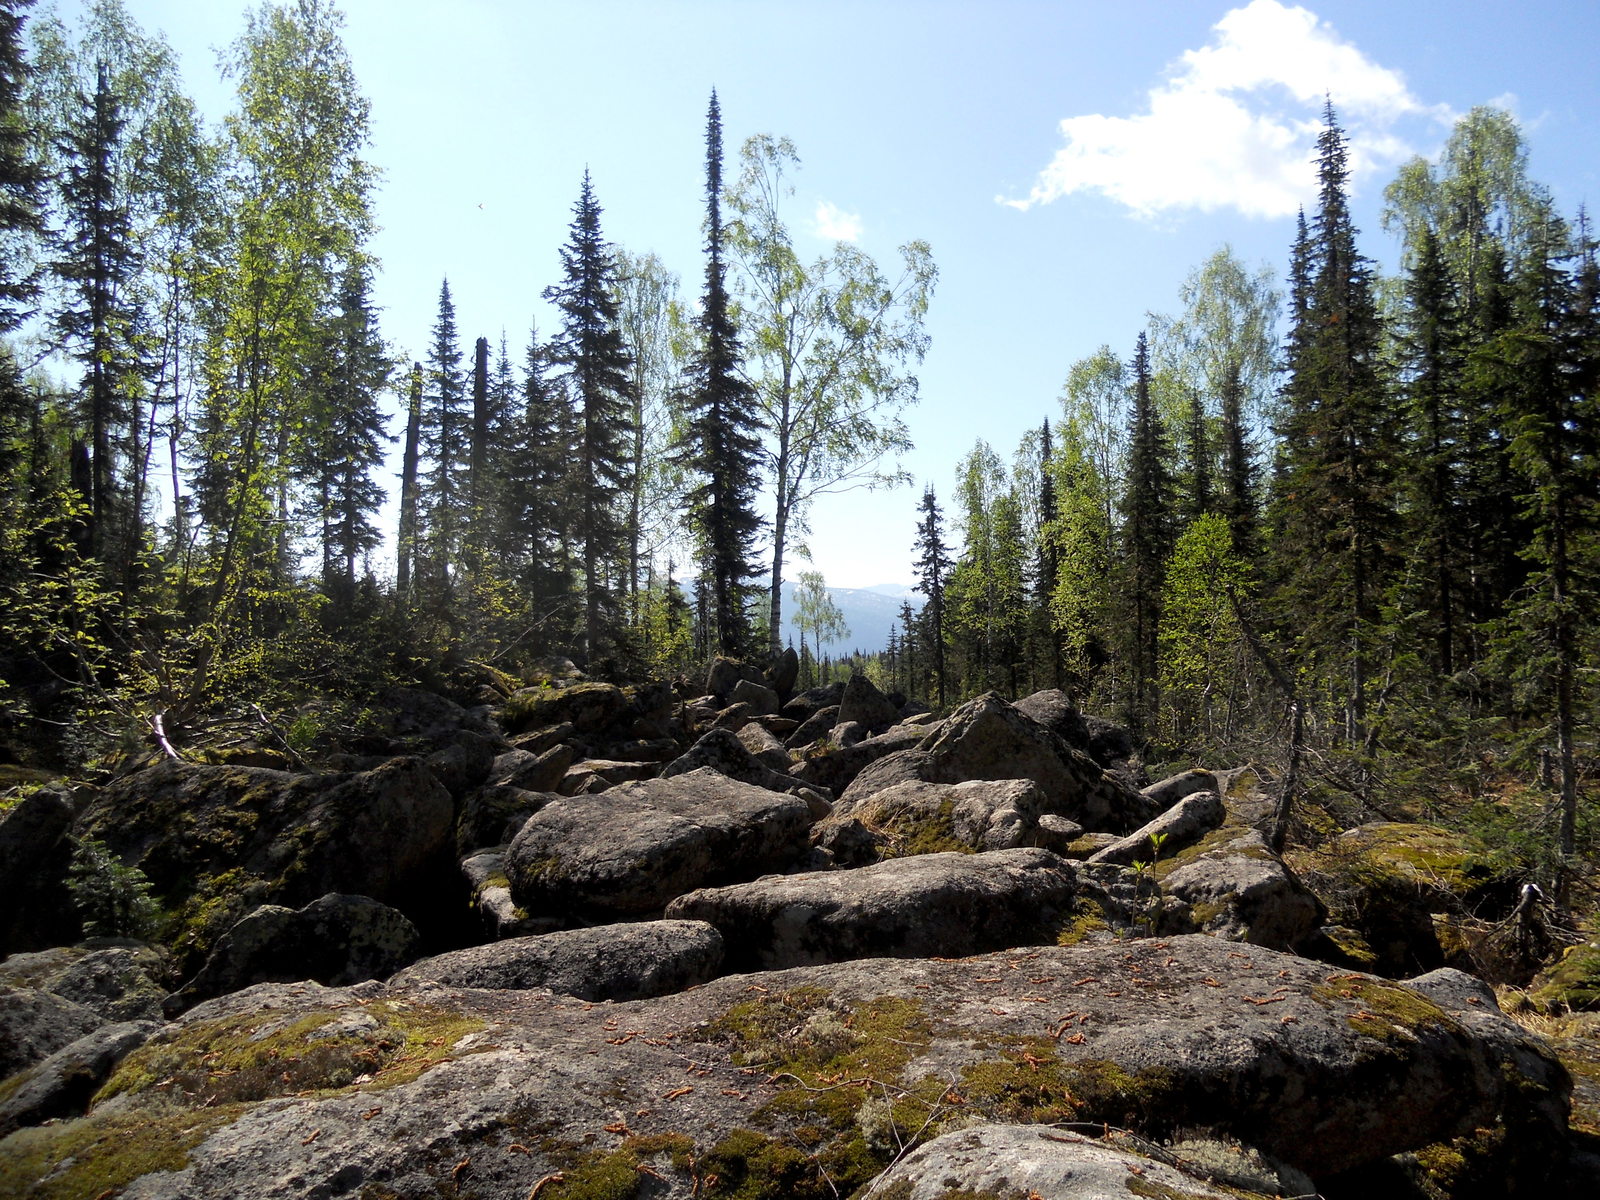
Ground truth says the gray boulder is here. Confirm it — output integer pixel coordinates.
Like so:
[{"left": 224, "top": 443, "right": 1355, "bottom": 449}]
[
  {"left": 23, "top": 935, "right": 1570, "bottom": 1199},
  {"left": 706, "top": 656, "right": 764, "bottom": 701},
  {"left": 735, "top": 722, "right": 791, "bottom": 773},
  {"left": 1142, "top": 766, "right": 1221, "bottom": 809},
  {"left": 421, "top": 730, "right": 497, "bottom": 798},
  {"left": 784, "top": 703, "right": 841, "bottom": 749},
  {"left": 0, "top": 786, "right": 77, "bottom": 956},
  {"left": 661, "top": 727, "right": 820, "bottom": 799},
  {"left": 1155, "top": 828, "right": 1324, "bottom": 950},
  {"left": 500, "top": 681, "right": 627, "bottom": 736},
  {"left": 1088, "top": 787, "right": 1225, "bottom": 866},
  {"left": 461, "top": 849, "right": 556, "bottom": 940},
  {"left": 0, "top": 941, "right": 168, "bottom": 1024},
  {"left": 841, "top": 691, "right": 1154, "bottom": 832},
  {"left": 488, "top": 744, "right": 573, "bottom": 794},
  {"left": 787, "top": 721, "right": 927, "bottom": 795},
  {"left": 729, "top": 677, "right": 780, "bottom": 716},
  {"left": 0, "top": 986, "right": 102, "bottom": 1079},
  {"left": 819, "top": 778, "right": 1046, "bottom": 860},
  {"left": 392, "top": 920, "right": 724, "bottom": 1002},
  {"left": 0, "top": 1019, "right": 158, "bottom": 1136},
  {"left": 767, "top": 645, "right": 800, "bottom": 700},
  {"left": 558, "top": 758, "right": 658, "bottom": 794},
  {"left": 167, "top": 893, "right": 421, "bottom": 1013},
  {"left": 1012, "top": 687, "right": 1093, "bottom": 748},
  {"left": 836, "top": 672, "right": 898, "bottom": 733},
  {"left": 779, "top": 681, "right": 845, "bottom": 722},
  {"left": 505, "top": 768, "right": 812, "bottom": 919},
  {"left": 664, "top": 846, "right": 1078, "bottom": 971},
  {"left": 455, "top": 783, "right": 555, "bottom": 855}
]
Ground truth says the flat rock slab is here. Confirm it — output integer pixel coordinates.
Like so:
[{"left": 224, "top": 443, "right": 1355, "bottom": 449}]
[
  {"left": 391, "top": 920, "right": 724, "bottom": 1002},
  {"left": 1, "top": 936, "right": 1567, "bottom": 1199},
  {"left": 505, "top": 768, "right": 812, "bottom": 919},
  {"left": 665, "top": 847, "right": 1079, "bottom": 971}
]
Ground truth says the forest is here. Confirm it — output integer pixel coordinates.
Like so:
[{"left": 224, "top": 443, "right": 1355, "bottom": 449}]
[{"left": 0, "top": 0, "right": 1596, "bottom": 914}]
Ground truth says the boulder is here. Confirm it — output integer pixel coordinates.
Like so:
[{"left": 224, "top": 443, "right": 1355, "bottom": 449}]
[
  {"left": 1088, "top": 788, "right": 1226, "bottom": 866},
  {"left": 706, "top": 656, "right": 764, "bottom": 701},
  {"left": 817, "top": 778, "right": 1046, "bottom": 861},
  {"left": 1012, "top": 687, "right": 1093, "bottom": 749},
  {"left": 0, "top": 941, "right": 167, "bottom": 1024},
  {"left": 709, "top": 701, "right": 756, "bottom": 731},
  {"left": 865, "top": 1125, "right": 1276, "bottom": 1199},
  {"left": 507, "top": 721, "right": 573, "bottom": 756},
  {"left": 729, "top": 678, "right": 779, "bottom": 716},
  {"left": 0, "top": 786, "right": 78, "bottom": 956},
  {"left": 841, "top": 692, "right": 1154, "bottom": 832},
  {"left": 505, "top": 768, "right": 812, "bottom": 919},
  {"left": 787, "top": 722, "right": 926, "bottom": 795},
  {"left": 0, "top": 1020, "right": 158, "bottom": 1137},
  {"left": 0, "top": 986, "right": 102, "bottom": 1079},
  {"left": 835, "top": 672, "right": 899, "bottom": 734},
  {"left": 167, "top": 894, "right": 421, "bottom": 1014},
  {"left": 1035, "top": 813, "right": 1087, "bottom": 854},
  {"left": 392, "top": 920, "right": 724, "bottom": 1002},
  {"left": 79, "top": 758, "right": 456, "bottom": 967},
  {"left": 784, "top": 703, "right": 841, "bottom": 749},
  {"left": 664, "top": 847, "right": 1079, "bottom": 971},
  {"left": 1155, "top": 828, "right": 1324, "bottom": 951},
  {"left": 779, "top": 681, "right": 846, "bottom": 722},
  {"left": 22, "top": 936, "right": 1570, "bottom": 1199},
  {"left": 660, "top": 727, "right": 818, "bottom": 798},
  {"left": 1141, "top": 766, "right": 1221, "bottom": 809},
  {"left": 421, "top": 730, "right": 497, "bottom": 798},
  {"left": 460, "top": 849, "right": 556, "bottom": 940},
  {"left": 767, "top": 645, "right": 800, "bottom": 700},
  {"left": 455, "top": 784, "right": 555, "bottom": 855},
  {"left": 488, "top": 744, "right": 572, "bottom": 794},
  {"left": 500, "top": 681, "right": 627, "bottom": 736},
  {"left": 734, "top": 723, "right": 790, "bottom": 773},
  {"left": 557, "top": 758, "right": 658, "bottom": 794}
]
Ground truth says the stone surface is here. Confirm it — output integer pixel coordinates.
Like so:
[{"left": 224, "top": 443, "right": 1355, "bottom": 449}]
[
  {"left": 392, "top": 920, "right": 724, "bottom": 1002},
  {"left": 787, "top": 723, "right": 925, "bottom": 796},
  {"left": 460, "top": 849, "right": 556, "bottom": 940},
  {"left": 455, "top": 784, "right": 555, "bottom": 856},
  {"left": 818, "top": 778, "right": 1047, "bottom": 861},
  {"left": 664, "top": 847, "right": 1079, "bottom": 971},
  {"left": 840, "top": 691, "right": 1154, "bottom": 833},
  {"left": 784, "top": 703, "right": 841, "bottom": 749},
  {"left": 488, "top": 744, "right": 573, "bottom": 795},
  {"left": 660, "top": 727, "right": 819, "bottom": 798},
  {"left": 779, "top": 681, "right": 845, "bottom": 722},
  {"left": 0, "top": 1020, "right": 158, "bottom": 1137},
  {"left": 1088, "top": 787, "right": 1226, "bottom": 866},
  {"left": 729, "top": 678, "right": 779, "bottom": 717},
  {"left": 734, "top": 723, "right": 790, "bottom": 773},
  {"left": 1155, "top": 828, "right": 1324, "bottom": 951},
  {"left": 767, "top": 646, "right": 800, "bottom": 700},
  {"left": 167, "top": 893, "right": 421, "bottom": 1013},
  {"left": 0, "top": 986, "right": 102, "bottom": 1080},
  {"left": 835, "top": 672, "right": 899, "bottom": 734},
  {"left": 706, "top": 656, "right": 764, "bottom": 701},
  {"left": 2, "top": 936, "right": 1568, "bottom": 1199},
  {"left": 505, "top": 768, "right": 812, "bottom": 919},
  {"left": 0, "top": 941, "right": 167, "bottom": 1025},
  {"left": 500, "top": 681, "right": 627, "bottom": 736},
  {"left": 0, "top": 788, "right": 77, "bottom": 956}
]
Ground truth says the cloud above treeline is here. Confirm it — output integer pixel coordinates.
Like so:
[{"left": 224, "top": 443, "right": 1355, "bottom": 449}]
[
  {"left": 1004, "top": 0, "right": 1453, "bottom": 220},
  {"left": 812, "top": 199, "right": 864, "bottom": 242}
]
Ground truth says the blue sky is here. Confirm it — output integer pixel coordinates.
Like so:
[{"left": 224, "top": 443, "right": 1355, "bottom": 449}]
[{"left": 56, "top": 0, "right": 1600, "bottom": 589}]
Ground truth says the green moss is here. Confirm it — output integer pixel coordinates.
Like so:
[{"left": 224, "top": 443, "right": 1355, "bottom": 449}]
[
  {"left": 98, "top": 998, "right": 485, "bottom": 1106},
  {"left": 1311, "top": 977, "right": 1459, "bottom": 1043},
  {"left": 957, "top": 1043, "right": 1182, "bottom": 1133},
  {"left": 0, "top": 1101, "right": 246, "bottom": 1200},
  {"left": 1151, "top": 829, "right": 1268, "bottom": 884},
  {"left": 1530, "top": 938, "right": 1600, "bottom": 1013},
  {"left": 1057, "top": 910, "right": 1112, "bottom": 945},
  {"left": 879, "top": 800, "right": 971, "bottom": 858},
  {"left": 538, "top": 1134, "right": 696, "bottom": 1200}
]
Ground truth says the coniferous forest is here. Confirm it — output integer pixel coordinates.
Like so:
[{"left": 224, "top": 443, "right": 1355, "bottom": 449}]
[{"left": 2, "top": 2, "right": 1600, "bottom": 1195}]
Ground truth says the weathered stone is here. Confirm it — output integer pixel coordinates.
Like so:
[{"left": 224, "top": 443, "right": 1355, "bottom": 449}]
[
  {"left": 787, "top": 722, "right": 926, "bottom": 796},
  {"left": 841, "top": 692, "right": 1154, "bottom": 833},
  {"left": 709, "top": 701, "right": 756, "bottom": 731},
  {"left": 819, "top": 778, "right": 1047, "bottom": 861},
  {"left": 779, "top": 681, "right": 845, "bottom": 722},
  {"left": 1155, "top": 828, "right": 1324, "bottom": 950},
  {"left": 604, "top": 738, "right": 681, "bottom": 764},
  {"left": 665, "top": 847, "right": 1079, "bottom": 971},
  {"left": 455, "top": 784, "right": 556, "bottom": 855},
  {"left": 784, "top": 704, "right": 841, "bottom": 749},
  {"left": 506, "top": 768, "right": 812, "bottom": 919},
  {"left": 392, "top": 920, "right": 724, "bottom": 1002},
  {"left": 4, "top": 936, "right": 1569, "bottom": 1198},
  {"left": 706, "top": 656, "right": 764, "bottom": 701},
  {"left": 735, "top": 723, "right": 790, "bottom": 773},
  {"left": 836, "top": 672, "right": 898, "bottom": 734},
  {"left": 167, "top": 893, "right": 421, "bottom": 1014},
  {"left": 0, "top": 941, "right": 167, "bottom": 1025},
  {"left": 422, "top": 730, "right": 497, "bottom": 798},
  {"left": 80, "top": 758, "right": 456, "bottom": 968},
  {"left": 0, "top": 787, "right": 77, "bottom": 956},
  {"left": 1142, "top": 766, "right": 1221, "bottom": 809},
  {"left": 1012, "top": 687, "right": 1093, "bottom": 751},
  {"left": 1089, "top": 788, "right": 1225, "bottom": 866},
  {"left": 767, "top": 645, "right": 800, "bottom": 700},
  {"left": 0, "top": 1020, "right": 158, "bottom": 1136},
  {"left": 661, "top": 727, "right": 819, "bottom": 798},
  {"left": 557, "top": 758, "right": 658, "bottom": 795},
  {"left": 0, "top": 986, "right": 102, "bottom": 1079},
  {"left": 811, "top": 816, "right": 881, "bottom": 866},
  {"left": 865, "top": 1125, "right": 1267, "bottom": 1199},
  {"left": 489, "top": 743, "right": 573, "bottom": 793},
  {"left": 507, "top": 721, "right": 574, "bottom": 756},
  {"left": 500, "top": 681, "right": 627, "bottom": 735},
  {"left": 729, "top": 678, "right": 779, "bottom": 716},
  {"left": 829, "top": 719, "right": 866, "bottom": 747},
  {"left": 1035, "top": 813, "right": 1087, "bottom": 854}
]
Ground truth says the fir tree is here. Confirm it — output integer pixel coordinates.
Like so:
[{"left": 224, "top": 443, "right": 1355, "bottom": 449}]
[
  {"left": 395, "top": 362, "right": 422, "bottom": 599},
  {"left": 1118, "top": 331, "right": 1174, "bottom": 737},
  {"left": 913, "top": 484, "right": 953, "bottom": 707},
  {"left": 0, "top": 0, "right": 43, "bottom": 335},
  {"left": 679, "top": 91, "right": 764, "bottom": 656},
  {"left": 543, "top": 172, "right": 636, "bottom": 663},
  {"left": 1217, "top": 358, "right": 1256, "bottom": 555},
  {"left": 421, "top": 278, "right": 466, "bottom": 596}
]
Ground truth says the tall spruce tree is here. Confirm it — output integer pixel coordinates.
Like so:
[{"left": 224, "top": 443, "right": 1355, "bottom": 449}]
[
  {"left": 680, "top": 90, "right": 763, "bottom": 656},
  {"left": 543, "top": 172, "right": 636, "bottom": 663},
  {"left": 420, "top": 278, "right": 465, "bottom": 597},
  {"left": 913, "top": 484, "right": 953, "bottom": 707},
  {"left": 0, "top": 0, "right": 42, "bottom": 335},
  {"left": 395, "top": 361, "right": 422, "bottom": 599},
  {"left": 1118, "top": 331, "right": 1174, "bottom": 737},
  {"left": 1269, "top": 104, "right": 1394, "bottom": 747}
]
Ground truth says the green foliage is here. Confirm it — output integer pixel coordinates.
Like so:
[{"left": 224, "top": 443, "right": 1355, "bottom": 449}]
[
  {"left": 67, "top": 835, "right": 159, "bottom": 938},
  {"left": 1159, "top": 514, "right": 1250, "bottom": 750}
]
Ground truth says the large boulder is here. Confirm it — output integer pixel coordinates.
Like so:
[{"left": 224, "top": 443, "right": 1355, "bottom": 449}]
[
  {"left": 0, "top": 987, "right": 102, "bottom": 1080},
  {"left": 9, "top": 936, "right": 1569, "bottom": 1199},
  {"left": 167, "top": 894, "right": 421, "bottom": 1013},
  {"left": 1155, "top": 828, "right": 1324, "bottom": 951},
  {"left": 505, "top": 768, "right": 812, "bottom": 919},
  {"left": 0, "top": 787, "right": 78, "bottom": 956},
  {"left": 499, "top": 681, "right": 627, "bottom": 736},
  {"left": 454, "top": 783, "right": 555, "bottom": 856},
  {"left": 841, "top": 692, "right": 1155, "bottom": 832},
  {"left": 660, "top": 727, "right": 822, "bottom": 800},
  {"left": 0, "top": 1020, "right": 158, "bottom": 1137},
  {"left": 1088, "top": 787, "right": 1225, "bottom": 866},
  {"left": 787, "top": 722, "right": 926, "bottom": 796},
  {"left": 78, "top": 759, "right": 456, "bottom": 967},
  {"left": 706, "top": 657, "right": 765, "bottom": 702},
  {"left": 779, "top": 680, "right": 845, "bottom": 722},
  {"left": 392, "top": 920, "right": 724, "bottom": 1002},
  {"left": 664, "top": 847, "right": 1078, "bottom": 971},
  {"left": 0, "top": 941, "right": 167, "bottom": 1025},
  {"left": 816, "top": 778, "right": 1047, "bottom": 861},
  {"left": 835, "top": 672, "right": 899, "bottom": 734}
]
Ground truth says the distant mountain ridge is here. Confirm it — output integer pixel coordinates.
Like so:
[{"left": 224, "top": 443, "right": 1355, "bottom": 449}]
[{"left": 778, "top": 582, "right": 922, "bottom": 657}]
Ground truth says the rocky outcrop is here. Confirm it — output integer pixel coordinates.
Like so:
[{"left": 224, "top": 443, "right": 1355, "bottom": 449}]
[
  {"left": 505, "top": 768, "right": 812, "bottom": 920},
  {"left": 841, "top": 692, "right": 1154, "bottom": 832},
  {"left": 0, "top": 1020, "right": 158, "bottom": 1137},
  {"left": 2, "top": 937, "right": 1567, "bottom": 1199},
  {"left": 664, "top": 847, "right": 1079, "bottom": 971},
  {"left": 392, "top": 919, "right": 724, "bottom": 1002},
  {"left": 167, "top": 893, "right": 420, "bottom": 1013},
  {"left": 816, "top": 778, "right": 1047, "bottom": 861},
  {"left": 1088, "top": 787, "right": 1225, "bottom": 866},
  {"left": 0, "top": 987, "right": 102, "bottom": 1079},
  {"left": 0, "top": 787, "right": 77, "bottom": 956},
  {"left": 1155, "top": 828, "right": 1324, "bottom": 951},
  {"left": 0, "top": 941, "right": 167, "bottom": 1025}
]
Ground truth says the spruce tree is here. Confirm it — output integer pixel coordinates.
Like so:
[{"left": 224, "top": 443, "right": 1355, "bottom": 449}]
[
  {"left": 396, "top": 362, "right": 422, "bottom": 599},
  {"left": 680, "top": 91, "right": 764, "bottom": 656},
  {"left": 543, "top": 172, "right": 636, "bottom": 663},
  {"left": 912, "top": 484, "right": 953, "bottom": 707},
  {"left": 1118, "top": 331, "right": 1175, "bottom": 737},
  {"left": 502, "top": 324, "right": 574, "bottom": 620},
  {"left": 0, "top": 0, "right": 42, "bottom": 334},
  {"left": 421, "top": 278, "right": 466, "bottom": 596},
  {"left": 1218, "top": 359, "right": 1256, "bottom": 555}
]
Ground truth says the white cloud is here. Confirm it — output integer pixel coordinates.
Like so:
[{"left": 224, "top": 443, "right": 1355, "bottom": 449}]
[
  {"left": 813, "top": 199, "right": 863, "bottom": 242},
  {"left": 1005, "top": 0, "right": 1453, "bottom": 220}
]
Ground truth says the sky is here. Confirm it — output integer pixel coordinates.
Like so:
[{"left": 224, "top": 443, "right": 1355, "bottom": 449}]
[{"left": 49, "top": 0, "right": 1600, "bottom": 590}]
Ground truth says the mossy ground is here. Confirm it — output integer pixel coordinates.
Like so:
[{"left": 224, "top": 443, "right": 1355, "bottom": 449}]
[
  {"left": 1310, "top": 976, "right": 1460, "bottom": 1044},
  {"left": 1529, "top": 934, "right": 1600, "bottom": 1013},
  {"left": 875, "top": 799, "right": 972, "bottom": 858}
]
